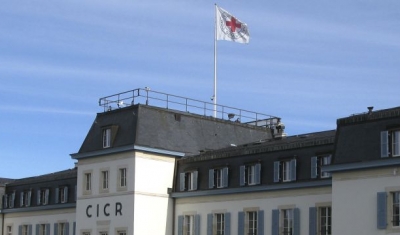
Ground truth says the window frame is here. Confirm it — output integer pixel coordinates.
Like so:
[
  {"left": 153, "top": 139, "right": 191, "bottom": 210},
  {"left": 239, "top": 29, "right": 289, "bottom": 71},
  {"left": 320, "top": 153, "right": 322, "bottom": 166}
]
[
  {"left": 381, "top": 130, "right": 400, "bottom": 158},
  {"left": 83, "top": 171, "right": 92, "bottom": 194},
  {"left": 6, "top": 225, "right": 12, "bottom": 235},
  {"left": 184, "top": 215, "right": 195, "bottom": 235},
  {"left": 318, "top": 206, "right": 332, "bottom": 235},
  {"left": 282, "top": 209, "right": 294, "bottom": 235},
  {"left": 215, "top": 213, "right": 225, "bottom": 235},
  {"left": 37, "top": 189, "right": 49, "bottom": 206},
  {"left": 103, "top": 128, "right": 111, "bottom": 148},
  {"left": 311, "top": 155, "right": 332, "bottom": 179},
  {"left": 180, "top": 171, "right": 198, "bottom": 191},
  {"left": 246, "top": 211, "right": 258, "bottom": 235},
  {"left": 100, "top": 169, "right": 110, "bottom": 193},
  {"left": 239, "top": 163, "right": 261, "bottom": 186},
  {"left": 209, "top": 167, "right": 229, "bottom": 189},
  {"left": 274, "top": 159, "right": 296, "bottom": 183}
]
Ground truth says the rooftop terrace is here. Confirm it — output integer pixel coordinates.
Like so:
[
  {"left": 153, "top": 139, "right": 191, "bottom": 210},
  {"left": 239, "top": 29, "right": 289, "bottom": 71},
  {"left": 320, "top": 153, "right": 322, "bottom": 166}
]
[{"left": 99, "top": 88, "right": 282, "bottom": 129}]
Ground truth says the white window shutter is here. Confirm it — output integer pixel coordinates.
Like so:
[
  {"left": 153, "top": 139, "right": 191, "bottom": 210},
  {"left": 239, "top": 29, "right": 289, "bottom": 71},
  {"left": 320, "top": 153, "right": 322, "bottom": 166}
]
[{"left": 381, "top": 131, "right": 389, "bottom": 158}]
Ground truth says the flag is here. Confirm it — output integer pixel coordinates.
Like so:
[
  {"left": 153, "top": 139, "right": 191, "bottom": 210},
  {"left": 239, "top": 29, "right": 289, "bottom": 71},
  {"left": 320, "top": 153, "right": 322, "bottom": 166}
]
[{"left": 216, "top": 6, "right": 250, "bottom": 43}]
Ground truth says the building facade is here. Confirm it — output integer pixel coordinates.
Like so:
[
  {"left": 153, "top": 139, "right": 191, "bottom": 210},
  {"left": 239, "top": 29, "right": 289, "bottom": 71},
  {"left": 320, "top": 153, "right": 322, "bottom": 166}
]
[{"left": 1, "top": 89, "right": 400, "bottom": 235}]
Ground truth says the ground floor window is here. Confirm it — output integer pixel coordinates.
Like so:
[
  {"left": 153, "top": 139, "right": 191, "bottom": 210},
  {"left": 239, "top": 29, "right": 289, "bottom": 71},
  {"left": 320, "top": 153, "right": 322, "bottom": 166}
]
[{"left": 319, "top": 207, "right": 332, "bottom": 235}]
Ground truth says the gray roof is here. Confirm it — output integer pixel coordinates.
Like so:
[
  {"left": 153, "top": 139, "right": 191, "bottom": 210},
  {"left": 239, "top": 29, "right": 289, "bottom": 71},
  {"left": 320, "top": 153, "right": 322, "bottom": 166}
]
[
  {"left": 0, "top": 178, "right": 14, "bottom": 186},
  {"left": 76, "top": 104, "right": 274, "bottom": 156},
  {"left": 6, "top": 168, "right": 77, "bottom": 186},
  {"left": 181, "top": 130, "right": 336, "bottom": 163}
]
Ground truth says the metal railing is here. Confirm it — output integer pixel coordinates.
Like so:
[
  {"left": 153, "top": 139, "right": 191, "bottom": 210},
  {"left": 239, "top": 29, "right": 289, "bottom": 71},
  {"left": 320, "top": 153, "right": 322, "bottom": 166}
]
[{"left": 99, "top": 88, "right": 281, "bottom": 128}]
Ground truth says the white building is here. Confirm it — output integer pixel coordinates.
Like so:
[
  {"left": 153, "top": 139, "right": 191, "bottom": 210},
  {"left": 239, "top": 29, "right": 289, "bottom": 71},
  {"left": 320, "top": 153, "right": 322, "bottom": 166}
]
[{"left": 1, "top": 89, "right": 400, "bottom": 235}]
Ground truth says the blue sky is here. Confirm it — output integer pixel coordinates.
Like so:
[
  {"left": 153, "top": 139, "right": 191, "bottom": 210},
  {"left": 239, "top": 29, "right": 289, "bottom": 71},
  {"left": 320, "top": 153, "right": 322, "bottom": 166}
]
[{"left": 1, "top": 0, "right": 399, "bottom": 179}]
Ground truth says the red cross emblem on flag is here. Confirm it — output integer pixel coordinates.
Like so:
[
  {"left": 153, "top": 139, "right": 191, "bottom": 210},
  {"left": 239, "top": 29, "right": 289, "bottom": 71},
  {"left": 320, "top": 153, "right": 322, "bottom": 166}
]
[
  {"left": 225, "top": 17, "right": 241, "bottom": 32},
  {"left": 216, "top": 6, "right": 250, "bottom": 43}
]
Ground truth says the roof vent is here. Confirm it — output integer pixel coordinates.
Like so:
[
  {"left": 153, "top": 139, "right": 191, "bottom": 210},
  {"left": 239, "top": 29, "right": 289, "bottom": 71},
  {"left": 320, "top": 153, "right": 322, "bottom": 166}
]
[{"left": 367, "top": 106, "right": 374, "bottom": 114}]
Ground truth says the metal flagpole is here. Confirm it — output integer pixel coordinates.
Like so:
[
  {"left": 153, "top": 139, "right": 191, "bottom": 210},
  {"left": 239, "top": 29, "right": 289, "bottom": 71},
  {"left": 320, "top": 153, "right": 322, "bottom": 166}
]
[{"left": 213, "top": 4, "right": 217, "bottom": 118}]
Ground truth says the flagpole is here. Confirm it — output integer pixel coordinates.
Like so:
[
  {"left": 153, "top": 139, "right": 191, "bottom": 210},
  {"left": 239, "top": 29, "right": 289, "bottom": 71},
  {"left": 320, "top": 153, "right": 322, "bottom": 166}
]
[{"left": 213, "top": 4, "right": 217, "bottom": 118}]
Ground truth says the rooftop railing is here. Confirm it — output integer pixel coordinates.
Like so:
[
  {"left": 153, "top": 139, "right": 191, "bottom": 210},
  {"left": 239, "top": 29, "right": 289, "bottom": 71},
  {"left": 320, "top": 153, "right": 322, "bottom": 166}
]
[{"left": 99, "top": 88, "right": 281, "bottom": 128}]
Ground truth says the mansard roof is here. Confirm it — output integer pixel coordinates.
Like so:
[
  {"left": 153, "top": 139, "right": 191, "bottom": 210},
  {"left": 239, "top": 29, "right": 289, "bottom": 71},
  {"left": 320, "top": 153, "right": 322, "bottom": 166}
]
[
  {"left": 75, "top": 104, "right": 274, "bottom": 157},
  {"left": 0, "top": 178, "right": 14, "bottom": 186},
  {"left": 6, "top": 168, "right": 77, "bottom": 187},
  {"left": 333, "top": 106, "right": 400, "bottom": 166},
  {"left": 181, "top": 130, "right": 335, "bottom": 163}
]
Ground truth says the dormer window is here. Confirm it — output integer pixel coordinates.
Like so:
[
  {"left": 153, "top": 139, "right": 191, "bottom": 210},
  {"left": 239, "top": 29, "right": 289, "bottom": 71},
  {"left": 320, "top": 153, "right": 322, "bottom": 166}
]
[
  {"left": 381, "top": 130, "right": 400, "bottom": 158},
  {"left": 103, "top": 128, "right": 111, "bottom": 148},
  {"left": 102, "top": 125, "right": 118, "bottom": 148},
  {"left": 311, "top": 154, "right": 332, "bottom": 179}
]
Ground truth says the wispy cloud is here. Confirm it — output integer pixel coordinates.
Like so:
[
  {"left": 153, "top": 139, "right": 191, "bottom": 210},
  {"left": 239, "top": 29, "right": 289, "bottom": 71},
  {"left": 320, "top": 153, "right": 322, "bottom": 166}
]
[{"left": 0, "top": 105, "right": 93, "bottom": 116}]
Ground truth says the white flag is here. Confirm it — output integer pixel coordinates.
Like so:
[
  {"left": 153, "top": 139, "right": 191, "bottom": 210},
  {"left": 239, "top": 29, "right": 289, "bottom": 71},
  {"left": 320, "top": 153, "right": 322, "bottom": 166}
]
[{"left": 216, "top": 6, "right": 250, "bottom": 43}]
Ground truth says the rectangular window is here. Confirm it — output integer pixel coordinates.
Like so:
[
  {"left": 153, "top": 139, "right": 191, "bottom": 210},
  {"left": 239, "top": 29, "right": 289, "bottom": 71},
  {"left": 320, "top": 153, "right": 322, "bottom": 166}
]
[
  {"left": 82, "top": 233, "right": 91, "bottom": 235},
  {"left": 393, "top": 192, "right": 400, "bottom": 227},
  {"left": 240, "top": 163, "right": 261, "bottom": 186},
  {"left": 39, "top": 224, "right": 46, "bottom": 235},
  {"left": 274, "top": 159, "right": 296, "bottom": 183},
  {"left": 247, "top": 211, "right": 258, "bottom": 235},
  {"left": 99, "top": 232, "right": 108, "bottom": 235},
  {"left": 119, "top": 168, "right": 127, "bottom": 188},
  {"left": 24, "top": 191, "right": 31, "bottom": 207},
  {"left": 6, "top": 225, "right": 12, "bottom": 235},
  {"left": 381, "top": 130, "right": 400, "bottom": 157},
  {"left": 282, "top": 209, "right": 294, "bottom": 235},
  {"left": 103, "top": 128, "right": 111, "bottom": 148},
  {"left": 85, "top": 173, "right": 92, "bottom": 191},
  {"left": 180, "top": 171, "right": 198, "bottom": 191},
  {"left": 319, "top": 207, "right": 332, "bottom": 235},
  {"left": 58, "top": 223, "right": 65, "bottom": 235},
  {"left": 102, "top": 170, "right": 109, "bottom": 190},
  {"left": 117, "top": 231, "right": 126, "bottom": 235},
  {"left": 60, "top": 186, "right": 68, "bottom": 203},
  {"left": 184, "top": 215, "right": 194, "bottom": 235},
  {"left": 282, "top": 161, "right": 291, "bottom": 182},
  {"left": 22, "top": 225, "right": 28, "bottom": 235},
  {"left": 8, "top": 192, "right": 15, "bottom": 208},
  {"left": 215, "top": 213, "right": 225, "bottom": 235},
  {"left": 209, "top": 167, "right": 228, "bottom": 189},
  {"left": 37, "top": 189, "right": 49, "bottom": 205},
  {"left": 311, "top": 155, "right": 332, "bottom": 179}
]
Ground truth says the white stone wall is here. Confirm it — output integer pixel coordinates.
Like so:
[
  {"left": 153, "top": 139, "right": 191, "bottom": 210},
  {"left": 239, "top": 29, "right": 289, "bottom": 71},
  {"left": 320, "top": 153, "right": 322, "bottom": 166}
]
[
  {"left": 76, "top": 151, "right": 176, "bottom": 235},
  {"left": 175, "top": 187, "right": 331, "bottom": 235},
  {"left": 332, "top": 167, "right": 400, "bottom": 235},
  {"left": 3, "top": 208, "right": 75, "bottom": 235}
]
